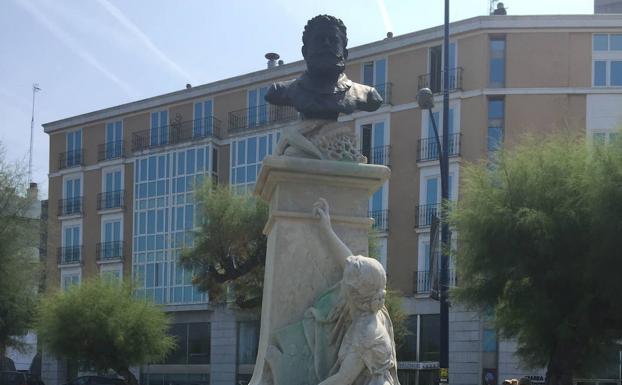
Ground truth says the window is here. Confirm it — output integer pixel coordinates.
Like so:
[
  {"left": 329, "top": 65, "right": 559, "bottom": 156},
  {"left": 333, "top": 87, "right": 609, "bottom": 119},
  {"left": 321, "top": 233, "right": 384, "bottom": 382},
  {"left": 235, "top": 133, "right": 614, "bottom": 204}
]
[
  {"left": 487, "top": 98, "right": 505, "bottom": 156},
  {"left": 63, "top": 176, "right": 82, "bottom": 215},
  {"left": 102, "top": 219, "right": 122, "bottom": 259},
  {"left": 428, "top": 42, "right": 456, "bottom": 93},
  {"left": 362, "top": 58, "right": 387, "bottom": 101},
  {"left": 419, "top": 314, "right": 440, "bottom": 361},
  {"left": 592, "top": 34, "right": 622, "bottom": 86},
  {"left": 237, "top": 321, "right": 260, "bottom": 364},
  {"left": 193, "top": 100, "right": 214, "bottom": 137},
  {"left": 102, "top": 169, "right": 122, "bottom": 209},
  {"left": 61, "top": 273, "right": 80, "bottom": 291},
  {"left": 489, "top": 36, "right": 506, "bottom": 88},
  {"left": 231, "top": 132, "right": 277, "bottom": 193},
  {"left": 150, "top": 110, "right": 169, "bottom": 146},
  {"left": 62, "top": 224, "right": 81, "bottom": 264},
  {"left": 105, "top": 120, "right": 123, "bottom": 159},
  {"left": 396, "top": 315, "right": 418, "bottom": 361},
  {"left": 133, "top": 145, "right": 213, "bottom": 305},
  {"left": 65, "top": 129, "right": 82, "bottom": 167},
  {"left": 164, "top": 323, "right": 210, "bottom": 365},
  {"left": 483, "top": 328, "right": 498, "bottom": 352},
  {"left": 248, "top": 87, "right": 268, "bottom": 128}
]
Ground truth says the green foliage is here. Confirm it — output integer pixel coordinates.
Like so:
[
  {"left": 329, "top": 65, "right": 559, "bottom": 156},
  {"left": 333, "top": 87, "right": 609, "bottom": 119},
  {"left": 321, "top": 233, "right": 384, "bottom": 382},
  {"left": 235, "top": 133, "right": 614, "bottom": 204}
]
[
  {"left": 384, "top": 289, "right": 408, "bottom": 349},
  {"left": 181, "top": 183, "right": 268, "bottom": 309},
  {"left": 37, "top": 278, "right": 174, "bottom": 382},
  {"left": 0, "top": 149, "right": 39, "bottom": 356},
  {"left": 451, "top": 134, "right": 622, "bottom": 383}
]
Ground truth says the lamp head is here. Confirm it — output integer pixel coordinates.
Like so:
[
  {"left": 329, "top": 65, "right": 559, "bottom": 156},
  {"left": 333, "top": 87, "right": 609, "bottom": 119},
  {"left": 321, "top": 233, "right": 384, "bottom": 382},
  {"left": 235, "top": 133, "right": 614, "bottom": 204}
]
[{"left": 416, "top": 88, "right": 435, "bottom": 110}]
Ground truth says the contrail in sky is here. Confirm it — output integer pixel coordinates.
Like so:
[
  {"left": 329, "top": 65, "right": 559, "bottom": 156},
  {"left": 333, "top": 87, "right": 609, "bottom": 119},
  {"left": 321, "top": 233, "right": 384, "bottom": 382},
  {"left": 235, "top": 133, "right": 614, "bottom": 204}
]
[
  {"left": 95, "top": 0, "right": 197, "bottom": 84},
  {"left": 376, "top": 0, "right": 395, "bottom": 34},
  {"left": 15, "top": 0, "right": 138, "bottom": 98}
]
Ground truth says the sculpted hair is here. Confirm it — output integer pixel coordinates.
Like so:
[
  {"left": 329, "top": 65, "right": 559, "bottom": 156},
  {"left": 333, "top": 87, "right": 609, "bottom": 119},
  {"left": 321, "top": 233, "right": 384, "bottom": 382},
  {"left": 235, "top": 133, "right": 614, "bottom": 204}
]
[{"left": 302, "top": 14, "right": 348, "bottom": 49}]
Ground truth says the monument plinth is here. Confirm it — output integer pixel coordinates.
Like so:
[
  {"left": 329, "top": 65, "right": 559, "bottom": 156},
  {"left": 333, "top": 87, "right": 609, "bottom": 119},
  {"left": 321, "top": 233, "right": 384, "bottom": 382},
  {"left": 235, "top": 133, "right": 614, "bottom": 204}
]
[{"left": 251, "top": 156, "right": 390, "bottom": 385}]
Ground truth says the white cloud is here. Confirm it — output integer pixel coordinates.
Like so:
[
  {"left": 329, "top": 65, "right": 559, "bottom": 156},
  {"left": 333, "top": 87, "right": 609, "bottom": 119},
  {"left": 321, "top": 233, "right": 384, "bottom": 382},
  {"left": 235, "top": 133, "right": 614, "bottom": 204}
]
[
  {"left": 95, "top": 0, "right": 196, "bottom": 84},
  {"left": 14, "top": 0, "right": 138, "bottom": 98},
  {"left": 376, "top": 0, "right": 395, "bottom": 34}
]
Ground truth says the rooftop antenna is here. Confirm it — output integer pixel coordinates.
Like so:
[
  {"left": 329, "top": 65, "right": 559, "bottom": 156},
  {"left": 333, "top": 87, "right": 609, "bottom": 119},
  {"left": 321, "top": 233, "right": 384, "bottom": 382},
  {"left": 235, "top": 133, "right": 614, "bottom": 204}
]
[{"left": 29, "top": 83, "right": 41, "bottom": 183}]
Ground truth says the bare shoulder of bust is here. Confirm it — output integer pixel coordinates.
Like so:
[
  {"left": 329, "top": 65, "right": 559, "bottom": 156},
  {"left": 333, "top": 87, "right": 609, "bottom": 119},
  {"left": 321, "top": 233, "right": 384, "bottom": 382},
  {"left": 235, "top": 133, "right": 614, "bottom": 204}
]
[
  {"left": 265, "top": 79, "right": 297, "bottom": 106},
  {"left": 349, "top": 83, "right": 383, "bottom": 112}
]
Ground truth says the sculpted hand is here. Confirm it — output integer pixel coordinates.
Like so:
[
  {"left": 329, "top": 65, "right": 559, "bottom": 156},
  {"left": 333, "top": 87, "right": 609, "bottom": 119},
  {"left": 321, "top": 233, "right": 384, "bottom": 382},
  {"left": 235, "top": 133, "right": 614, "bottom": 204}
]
[{"left": 313, "top": 198, "right": 331, "bottom": 230}]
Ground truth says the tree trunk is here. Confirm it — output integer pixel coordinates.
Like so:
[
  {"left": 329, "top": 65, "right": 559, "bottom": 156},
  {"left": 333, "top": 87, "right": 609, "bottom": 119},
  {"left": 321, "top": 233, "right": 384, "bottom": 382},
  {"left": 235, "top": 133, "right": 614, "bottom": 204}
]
[
  {"left": 116, "top": 367, "right": 138, "bottom": 385},
  {"left": 545, "top": 344, "right": 579, "bottom": 385}
]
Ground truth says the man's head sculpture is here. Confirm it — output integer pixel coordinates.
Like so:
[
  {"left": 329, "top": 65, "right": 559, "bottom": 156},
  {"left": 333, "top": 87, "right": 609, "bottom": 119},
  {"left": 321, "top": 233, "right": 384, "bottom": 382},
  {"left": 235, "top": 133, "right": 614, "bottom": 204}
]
[
  {"left": 264, "top": 14, "right": 383, "bottom": 120},
  {"left": 301, "top": 15, "right": 348, "bottom": 78}
]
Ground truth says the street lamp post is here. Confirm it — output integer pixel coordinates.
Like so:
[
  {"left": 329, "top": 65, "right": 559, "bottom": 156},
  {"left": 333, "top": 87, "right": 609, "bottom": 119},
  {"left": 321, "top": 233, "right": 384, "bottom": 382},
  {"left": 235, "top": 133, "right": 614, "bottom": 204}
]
[{"left": 416, "top": 0, "right": 451, "bottom": 381}]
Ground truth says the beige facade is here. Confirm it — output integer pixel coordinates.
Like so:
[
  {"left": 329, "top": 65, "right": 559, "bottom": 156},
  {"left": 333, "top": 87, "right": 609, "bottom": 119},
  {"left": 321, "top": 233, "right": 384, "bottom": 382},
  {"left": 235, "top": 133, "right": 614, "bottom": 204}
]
[{"left": 43, "top": 14, "right": 622, "bottom": 385}]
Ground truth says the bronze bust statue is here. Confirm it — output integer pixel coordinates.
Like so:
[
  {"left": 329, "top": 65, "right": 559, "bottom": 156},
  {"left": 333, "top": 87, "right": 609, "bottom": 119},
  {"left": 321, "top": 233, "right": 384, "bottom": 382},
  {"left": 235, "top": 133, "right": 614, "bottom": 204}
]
[{"left": 265, "top": 15, "right": 383, "bottom": 120}]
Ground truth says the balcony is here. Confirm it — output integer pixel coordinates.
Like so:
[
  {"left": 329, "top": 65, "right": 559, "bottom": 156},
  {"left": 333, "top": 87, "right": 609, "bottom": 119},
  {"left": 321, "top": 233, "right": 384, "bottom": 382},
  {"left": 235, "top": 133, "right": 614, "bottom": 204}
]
[
  {"left": 228, "top": 104, "right": 298, "bottom": 132},
  {"left": 415, "top": 203, "right": 440, "bottom": 229},
  {"left": 58, "top": 197, "right": 83, "bottom": 217},
  {"left": 370, "top": 209, "right": 389, "bottom": 232},
  {"left": 413, "top": 270, "right": 458, "bottom": 295},
  {"left": 365, "top": 145, "right": 391, "bottom": 166},
  {"left": 96, "top": 241, "right": 125, "bottom": 262},
  {"left": 417, "top": 67, "right": 463, "bottom": 94},
  {"left": 58, "top": 246, "right": 82, "bottom": 265},
  {"left": 131, "top": 117, "right": 222, "bottom": 152},
  {"left": 97, "top": 140, "right": 125, "bottom": 162},
  {"left": 59, "top": 149, "right": 84, "bottom": 170},
  {"left": 416, "top": 133, "right": 461, "bottom": 162},
  {"left": 97, "top": 190, "right": 125, "bottom": 211},
  {"left": 374, "top": 82, "right": 392, "bottom": 105}
]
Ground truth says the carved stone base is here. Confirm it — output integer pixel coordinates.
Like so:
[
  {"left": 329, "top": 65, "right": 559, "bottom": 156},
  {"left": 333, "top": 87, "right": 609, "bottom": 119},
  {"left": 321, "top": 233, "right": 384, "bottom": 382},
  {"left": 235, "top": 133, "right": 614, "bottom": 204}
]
[{"left": 250, "top": 155, "right": 390, "bottom": 385}]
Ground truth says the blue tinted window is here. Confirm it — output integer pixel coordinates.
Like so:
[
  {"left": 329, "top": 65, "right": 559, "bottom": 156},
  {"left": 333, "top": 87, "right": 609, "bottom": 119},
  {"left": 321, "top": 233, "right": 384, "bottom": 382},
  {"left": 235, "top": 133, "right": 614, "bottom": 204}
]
[
  {"left": 488, "top": 100, "right": 504, "bottom": 119},
  {"left": 488, "top": 127, "right": 503, "bottom": 152},
  {"left": 489, "top": 37, "right": 505, "bottom": 87},
  {"left": 594, "top": 61, "right": 607, "bottom": 86},
  {"left": 247, "top": 137, "right": 257, "bottom": 163},
  {"left": 611, "top": 34, "right": 622, "bottom": 51},
  {"left": 140, "top": 159, "right": 148, "bottom": 182},
  {"left": 363, "top": 62, "right": 374, "bottom": 85},
  {"left": 237, "top": 141, "right": 246, "bottom": 165},
  {"left": 258, "top": 137, "right": 267, "bottom": 160},
  {"left": 594, "top": 34, "right": 609, "bottom": 51},
  {"left": 375, "top": 59, "right": 386, "bottom": 85},
  {"left": 158, "top": 156, "right": 166, "bottom": 178},
  {"left": 148, "top": 157, "right": 157, "bottom": 180},
  {"left": 197, "top": 149, "right": 204, "bottom": 171},
  {"left": 611, "top": 61, "right": 622, "bottom": 86},
  {"left": 187, "top": 149, "right": 195, "bottom": 174},
  {"left": 177, "top": 152, "right": 185, "bottom": 175}
]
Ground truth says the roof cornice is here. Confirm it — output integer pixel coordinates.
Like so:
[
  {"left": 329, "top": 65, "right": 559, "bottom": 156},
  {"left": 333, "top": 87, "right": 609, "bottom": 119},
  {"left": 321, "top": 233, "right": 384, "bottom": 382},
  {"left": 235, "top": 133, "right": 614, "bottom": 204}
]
[{"left": 43, "top": 14, "right": 622, "bottom": 133}]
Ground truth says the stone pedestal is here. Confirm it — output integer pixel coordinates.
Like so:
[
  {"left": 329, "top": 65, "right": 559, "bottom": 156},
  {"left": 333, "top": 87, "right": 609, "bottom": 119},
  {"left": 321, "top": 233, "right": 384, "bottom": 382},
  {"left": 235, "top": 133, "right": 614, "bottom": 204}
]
[{"left": 250, "top": 155, "right": 390, "bottom": 385}]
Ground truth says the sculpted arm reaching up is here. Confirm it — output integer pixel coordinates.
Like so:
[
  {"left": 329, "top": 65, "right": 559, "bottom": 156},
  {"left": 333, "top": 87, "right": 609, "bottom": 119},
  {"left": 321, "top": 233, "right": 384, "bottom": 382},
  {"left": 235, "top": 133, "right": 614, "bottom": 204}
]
[{"left": 313, "top": 198, "right": 351, "bottom": 269}]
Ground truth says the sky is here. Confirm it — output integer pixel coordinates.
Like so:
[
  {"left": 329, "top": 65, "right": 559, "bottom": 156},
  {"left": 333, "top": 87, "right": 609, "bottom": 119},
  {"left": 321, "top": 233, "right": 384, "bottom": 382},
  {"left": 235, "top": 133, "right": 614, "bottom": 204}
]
[{"left": 0, "top": 0, "right": 593, "bottom": 198}]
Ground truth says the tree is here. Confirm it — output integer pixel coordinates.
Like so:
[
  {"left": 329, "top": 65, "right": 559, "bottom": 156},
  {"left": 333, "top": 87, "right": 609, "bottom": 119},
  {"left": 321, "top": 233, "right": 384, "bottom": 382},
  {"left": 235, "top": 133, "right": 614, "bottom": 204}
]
[
  {"left": 37, "top": 278, "right": 174, "bottom": 385},
  {"left": 0, "top": 149, "right": 39, "bottom": 368},
  {"left": 450, "top": 134, "right": 622, "bottom": 385},
  {"left": 181, "top": 183, "right": 268, "bottom": 309}
]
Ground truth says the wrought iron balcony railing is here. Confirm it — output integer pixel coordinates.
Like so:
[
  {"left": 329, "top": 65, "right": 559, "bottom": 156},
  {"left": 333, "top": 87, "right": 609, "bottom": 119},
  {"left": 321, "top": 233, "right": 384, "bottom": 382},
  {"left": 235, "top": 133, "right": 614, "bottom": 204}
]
[
  {"left": 58, "top": 197, "right": 83, "bottom": 217},
  {"left": 228, "top": 104, "right": 299, "bottom": 132},
  {"left": 365, "top": 145, "right": 391, "bottom": 166},
  {"left": 57, "top": 246, "right": 82, "bottom": 265},
  {"left": 417, "top": 67, "right": 463, "bottom": 94},
  {"left": 97, "top": 190, "right": 125, "bottom": 211},
  {"left": 59, "top": 149, "right": 84, "bottom": 169},
  {"left": 97, "top": 140, "right": 125, "bottom": 162},
  {"left": 96, "top": 241, "right": 125, "bottom": 262},
  {"left": 369, "top": 209, "right": 389, "bottom": 232},
  {"left": 131, "top": 117, "right": 222, "bottom": 152},
  {"left": 416, "top": 133, "right": 461, "bottom": 162},
  {"left": 413, "top": 270, "right": 458, "bottom": 295},
  {"left": 374, "top": 82, "right": 392, "bottom": 105},
  {"left": 415, "top": 203, "right": 440, "bottom": 228}
]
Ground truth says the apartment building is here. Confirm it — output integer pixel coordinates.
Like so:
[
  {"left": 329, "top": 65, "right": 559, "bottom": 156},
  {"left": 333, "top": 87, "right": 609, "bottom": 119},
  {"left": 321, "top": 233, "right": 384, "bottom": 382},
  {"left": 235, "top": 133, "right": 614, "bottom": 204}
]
[{"left": 43, "top": 13, "right": 622, "bottom": 385}]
